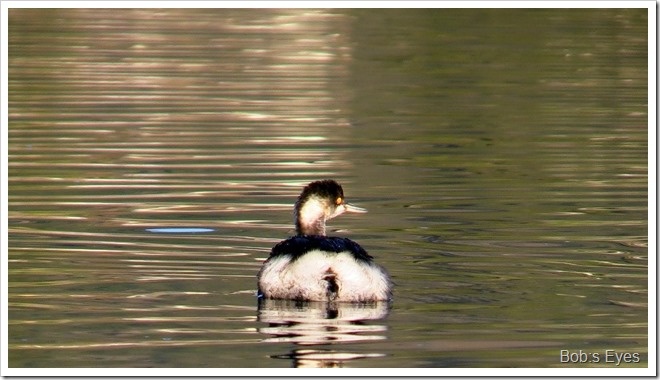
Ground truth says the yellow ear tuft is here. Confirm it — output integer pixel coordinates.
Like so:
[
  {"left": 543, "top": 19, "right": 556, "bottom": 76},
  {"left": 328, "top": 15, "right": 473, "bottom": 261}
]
[{"left": 336, "top": 197, "right": 342, "bottom": 205}]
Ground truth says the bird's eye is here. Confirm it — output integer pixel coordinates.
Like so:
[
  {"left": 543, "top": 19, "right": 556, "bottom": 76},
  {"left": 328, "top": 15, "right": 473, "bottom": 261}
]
[{"left": 336, "top": 197, "right": 342, "bottom": 205}]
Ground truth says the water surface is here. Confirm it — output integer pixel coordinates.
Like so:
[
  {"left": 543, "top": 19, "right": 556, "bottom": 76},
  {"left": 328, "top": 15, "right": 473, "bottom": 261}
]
[{"left": 7, "top": 8, "right": 648, "bottom": 369}]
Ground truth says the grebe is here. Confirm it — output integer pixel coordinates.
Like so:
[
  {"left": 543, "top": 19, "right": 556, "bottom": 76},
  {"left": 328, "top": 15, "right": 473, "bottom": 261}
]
[{"left": 257, "top": 180, "right": 391, "bottom": 302}]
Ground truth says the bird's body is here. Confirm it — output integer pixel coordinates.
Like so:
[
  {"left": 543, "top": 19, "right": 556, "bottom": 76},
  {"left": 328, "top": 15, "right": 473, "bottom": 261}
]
[{"left": 257, "top": 180, "right": 391, "bottom": 302}]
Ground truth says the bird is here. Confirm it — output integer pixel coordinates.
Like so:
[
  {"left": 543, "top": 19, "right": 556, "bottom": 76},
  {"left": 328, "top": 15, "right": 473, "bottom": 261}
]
[{"left": 257, "top": 179, "right": 391, "bottom": 302}]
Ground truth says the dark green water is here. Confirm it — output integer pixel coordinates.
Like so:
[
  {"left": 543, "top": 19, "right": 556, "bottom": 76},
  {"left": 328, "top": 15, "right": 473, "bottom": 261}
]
[{"left": 7, "top": 8, "right": 648, "bottom": 369}]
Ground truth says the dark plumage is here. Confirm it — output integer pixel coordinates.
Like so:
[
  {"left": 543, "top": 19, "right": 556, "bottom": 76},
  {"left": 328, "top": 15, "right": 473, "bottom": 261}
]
[
  {"left": 296, "top": 180, "right": 344, "bottom": 206},
  {"left": 270, "top": 235, "right": 374, "bottom": 262}
]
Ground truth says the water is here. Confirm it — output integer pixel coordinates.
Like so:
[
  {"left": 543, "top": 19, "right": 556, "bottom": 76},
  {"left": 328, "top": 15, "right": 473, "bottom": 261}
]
[{"left": 7, "top": 8, "right": 649, "bottom": 370}]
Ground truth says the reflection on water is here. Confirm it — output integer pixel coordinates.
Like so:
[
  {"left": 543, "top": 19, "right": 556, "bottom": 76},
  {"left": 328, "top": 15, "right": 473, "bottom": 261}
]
[
  {"left": 270, "top": 349, "right": 385, "bottom": 369},
  {"left": 258, "top": 299, "right": 390, "bottom": 367},
  {"left": 8, "top": 8, "right": 648, "bottom": 369}
]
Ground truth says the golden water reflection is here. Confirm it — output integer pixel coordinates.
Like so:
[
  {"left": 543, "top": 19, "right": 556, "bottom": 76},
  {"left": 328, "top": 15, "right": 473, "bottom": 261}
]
[{"left": 8, "top": 8, "right": 648, "bottom": 368}]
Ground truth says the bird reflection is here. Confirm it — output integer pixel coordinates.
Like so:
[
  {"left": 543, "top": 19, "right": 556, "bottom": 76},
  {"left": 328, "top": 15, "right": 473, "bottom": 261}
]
[
  {"left": 270, "top": 348, "right": 386, "bottom": 368},
  {"left": 257, "top": 299, "right": 390, "bottom": 367}
]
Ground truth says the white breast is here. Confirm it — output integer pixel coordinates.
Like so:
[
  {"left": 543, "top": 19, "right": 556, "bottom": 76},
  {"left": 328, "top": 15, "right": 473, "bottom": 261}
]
[{"left": 258, "top": 250, "right": 391, "bottom": 302}]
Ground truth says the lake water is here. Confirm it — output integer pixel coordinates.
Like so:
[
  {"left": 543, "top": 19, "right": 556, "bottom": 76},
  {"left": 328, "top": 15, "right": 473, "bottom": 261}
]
[{"left": 6, "top": 7, "right": 650, "bottom": 372}]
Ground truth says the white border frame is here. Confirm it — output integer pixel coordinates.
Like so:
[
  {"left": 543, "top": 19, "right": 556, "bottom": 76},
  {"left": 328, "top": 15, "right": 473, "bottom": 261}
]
[{"left": 2, "top": 1, "right": 655, "bottom": 377}]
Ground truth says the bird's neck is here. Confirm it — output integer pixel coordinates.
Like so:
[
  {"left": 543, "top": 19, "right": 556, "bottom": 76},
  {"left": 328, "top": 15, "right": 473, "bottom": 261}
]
[{"left": 294, "top": 198, "right": 327, "bottom": 236}]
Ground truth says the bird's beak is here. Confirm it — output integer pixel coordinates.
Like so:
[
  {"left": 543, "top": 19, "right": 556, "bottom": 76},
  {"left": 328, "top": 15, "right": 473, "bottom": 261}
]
[{"left": 343, "top": 203, "right": 367, "bottom": 214}]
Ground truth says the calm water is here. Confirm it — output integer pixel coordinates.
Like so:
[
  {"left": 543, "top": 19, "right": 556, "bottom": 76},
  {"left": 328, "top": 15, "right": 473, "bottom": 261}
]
[{"left": 7, "top": 8, "right": 649, "bottom": 370}]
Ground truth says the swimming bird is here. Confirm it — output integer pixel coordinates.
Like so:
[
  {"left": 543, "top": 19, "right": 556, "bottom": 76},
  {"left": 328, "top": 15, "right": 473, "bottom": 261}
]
[{"left": 257, "top": 180, "right": 391, "bottom": 302}]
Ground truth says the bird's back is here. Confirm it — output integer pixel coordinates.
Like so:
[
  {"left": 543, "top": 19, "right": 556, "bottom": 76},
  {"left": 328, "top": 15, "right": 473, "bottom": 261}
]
[{"left": 258, "top": 236, "right": 391, "bottom": 302}]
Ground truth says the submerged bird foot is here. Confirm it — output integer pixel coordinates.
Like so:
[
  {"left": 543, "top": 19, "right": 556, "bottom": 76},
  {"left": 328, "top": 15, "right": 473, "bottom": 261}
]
[{"left": 323, "top": 269, "right": 338, "bottom": 301}]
